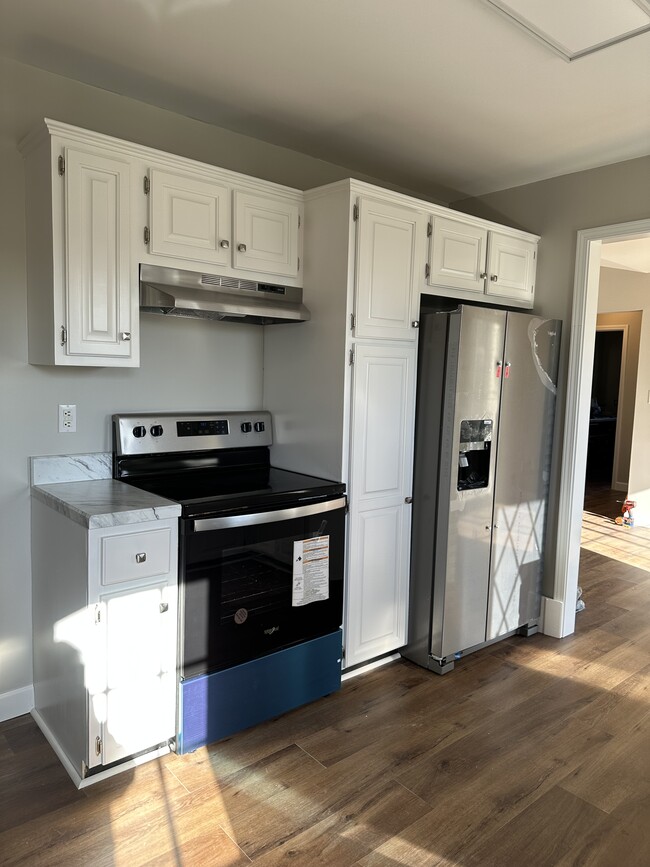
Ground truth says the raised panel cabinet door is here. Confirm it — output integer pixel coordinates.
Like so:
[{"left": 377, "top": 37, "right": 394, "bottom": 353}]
[
  {"left": 233, "top": 190, "right": 300, "bottom": 278},
  {"left": 65, "top": 147, "right": 132, "bottom": 359},
  {"left": 349, "top": 343, "right": 417, "bottom": 510},
  {"left": 345, "top": 342, "right": 416, "bottom": 668},
  {"left": 355, "top": 197, "right": 426, "bottom": 340},
  {"left": 149, "top": 169, "right": 231, "bottom": 267},
  {"left": 345, "top": 504, "right": 411, "bottom": 668},
  {"left": 428, "top": 215, "right": 488, "bottom": 294},
  {"left": 90, "top": 582, "right": 177, "bottom": 767},
  {"left": 485, "top": 232, "right": 536, "bottom": 305}
]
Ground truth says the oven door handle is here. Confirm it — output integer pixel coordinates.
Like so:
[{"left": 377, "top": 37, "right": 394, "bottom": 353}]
[{"left": 192, "top": 496, "right": 347, "bottom": 531}]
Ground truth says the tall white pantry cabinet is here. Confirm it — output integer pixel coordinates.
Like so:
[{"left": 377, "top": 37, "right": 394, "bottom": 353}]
[{"left": 264, "top": 181, "right": 426, "bottom": 669}]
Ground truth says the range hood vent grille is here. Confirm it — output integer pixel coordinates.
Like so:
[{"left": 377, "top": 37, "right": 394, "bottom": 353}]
[{"left": 139, "top": 264, "right": 310, "bottom": 326}]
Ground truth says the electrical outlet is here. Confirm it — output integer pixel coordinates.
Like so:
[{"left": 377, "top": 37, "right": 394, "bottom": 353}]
[{"left": 58, "top": 404, "right": 77, "bottom": 433}]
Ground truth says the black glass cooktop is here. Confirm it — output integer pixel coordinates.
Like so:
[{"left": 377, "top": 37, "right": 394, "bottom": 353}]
[{"left": 123, "top": 466, "right": 346, "bottom": 519}]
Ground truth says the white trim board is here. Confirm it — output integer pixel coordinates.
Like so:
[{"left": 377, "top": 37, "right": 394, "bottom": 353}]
[
  {"left": 550, "top": 218, "right": 650, "bottom": 639},
  {"left": 0, "top": 685, "right": 35, "bottom": 722}
]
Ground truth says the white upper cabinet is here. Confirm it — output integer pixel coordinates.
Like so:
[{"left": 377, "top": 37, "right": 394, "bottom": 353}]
[
  {"left": 145, "top": 169, "right": 302, "bottom": 283},
  {"left": 149, "top": 169, "right": 231, "bottom": 267},
  {"left": 428, "top": 215, "right": 488, "bottom": 294},
  {"left": 428, "top": 213, "right": 538, "bottom": 308},
  {"left": 233, "top": 191, "right": 300, "bottom": 278},
  {"left": 485, "top": 231, "right": 537, "bottom": 304},
  {"left": 22, "top": 127, "right": 138, "bottom": 367},
  {"left": 354, "top": 197, "right": 426, "bottom": 340},
  {"left": 65, "top": 147, "right": 134, "bottom": 360}
]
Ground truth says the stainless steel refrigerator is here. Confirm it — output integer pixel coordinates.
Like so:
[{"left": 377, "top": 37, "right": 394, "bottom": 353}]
[{"left": 403, "top": 305, "right": 561, "bottom": 674}]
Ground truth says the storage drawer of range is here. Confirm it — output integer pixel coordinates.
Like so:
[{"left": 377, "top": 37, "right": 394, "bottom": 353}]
[{"left": 98, "top": 527, "right": 174, "bottom": 586}]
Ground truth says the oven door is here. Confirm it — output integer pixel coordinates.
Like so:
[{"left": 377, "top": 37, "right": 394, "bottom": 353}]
[{"left": 180, "top": 497, "right": 346, "bottom": 678}]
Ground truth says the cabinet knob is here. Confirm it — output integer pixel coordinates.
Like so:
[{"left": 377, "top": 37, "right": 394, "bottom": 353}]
[
  {"left": 479, "top": 272, "right": 487, "bottom": 280},
  {"left": 159, "top": 602, "right": 169, "bottom": 614},
  {"left": 237, "top": 243, "right": 247, "bottom": 253},
  {"left": 411, "top": 320, "right": 419, "bottom": 329},
  {"left": 490, "top": 274, "right": 498, "bottom": 282},
  {"left": 405, "top": 496, "right": 413, "bottom": 504},
  {"left": 220, "top": 239, "right": 230, "bottom": 249},
  {"left": 120, "top": 332, "right": 131, "bottom": 341},
  {"left": 135, "top": 552, "right": 147, "bottom": 563}
]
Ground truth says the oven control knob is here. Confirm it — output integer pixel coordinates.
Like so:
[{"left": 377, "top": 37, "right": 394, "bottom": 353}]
[
  {"left": 132, "top": 425, "right": 146, "bottom": 438},
  {"left": 254, "top": 421, "right": 265, "bottom": 433},
  {"left": 241, "top": 422, "right": 252, "bottom": 433},
  {"left": 150, "top": 425, "right": 164, "bottom": 437}
]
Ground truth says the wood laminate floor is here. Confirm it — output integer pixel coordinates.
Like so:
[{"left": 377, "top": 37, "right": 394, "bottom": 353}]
[{"left": 2, "top": 528, "right": 649, "bottom": 866}]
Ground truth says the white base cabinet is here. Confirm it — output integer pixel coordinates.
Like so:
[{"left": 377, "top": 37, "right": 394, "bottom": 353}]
[{"left": 31, "top": 500, "right": 178, "bottom": 785}]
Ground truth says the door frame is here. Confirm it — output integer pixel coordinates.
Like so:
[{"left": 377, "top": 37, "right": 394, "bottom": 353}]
[{"left": 545, "top": 218, "right": 650, "bottom": 639}]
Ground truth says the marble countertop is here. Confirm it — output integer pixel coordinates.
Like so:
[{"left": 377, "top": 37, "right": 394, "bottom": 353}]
[{"left": 32, "top": 479, "right": 181, "bottom": 529}]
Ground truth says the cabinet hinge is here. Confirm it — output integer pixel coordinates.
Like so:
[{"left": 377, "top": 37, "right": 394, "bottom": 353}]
[
  {"left": 350, "top": 313, "right": 356, "bottom": 331},
  {"left": 144, "top": 226, "right": 150, "bottom": 245},
  {"left": 353, "top": 204, "right": 359, "bottom": 222},
  {"left": 143, "top": 175, "right": 150, "bottom": 195},
  {"left": 348, "top": 347, "right": 355, "bottom": 366},
  {"left": 60, "top": 325, "right": 67, "bottom": 346},
  {"left": 298, "top": 214, "right": 301, "bottom": 229},
  {"left": 58, "top": 155, "right": 65, "bottom": 176},
  {"left": 95, "top": 736, "right": 102, "bottom": 757},
  {"left": 297, "top": 256, "right": 300, "bottom": 271},
  {"left": 427, "top": 221, "right": 433, "bottom": 238},
  {"left": 94, "top": 605, "right": 101, "bottom": 624},
  {"left": 425, "top": 263, "right": 430, "bottom": 279}
]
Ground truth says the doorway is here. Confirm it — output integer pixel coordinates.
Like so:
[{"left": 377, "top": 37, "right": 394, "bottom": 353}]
[{"left": 547, "top": 218, "right": 650, "bottom": 640}]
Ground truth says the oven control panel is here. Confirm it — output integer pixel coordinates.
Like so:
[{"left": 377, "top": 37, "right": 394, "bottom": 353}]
[{"left": 113, "top": 411, "right": 272, "bottom": 456}]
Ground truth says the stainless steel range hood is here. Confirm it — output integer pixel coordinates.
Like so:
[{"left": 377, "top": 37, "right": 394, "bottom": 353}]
[{"left": 139, "top": 264, "right": 310, "bottom": 325}]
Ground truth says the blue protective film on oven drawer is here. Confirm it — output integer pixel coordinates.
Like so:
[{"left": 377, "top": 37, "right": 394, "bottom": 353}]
[{"left": 178, "top": 629, "right": 343, "bottom": 754}]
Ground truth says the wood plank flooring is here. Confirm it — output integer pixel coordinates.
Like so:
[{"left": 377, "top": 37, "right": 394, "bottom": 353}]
[{"left": 2, "top": 526, "right": 649, "bottom": 865}]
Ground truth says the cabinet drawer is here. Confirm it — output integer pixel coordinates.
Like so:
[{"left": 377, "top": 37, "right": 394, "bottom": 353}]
[{"left": 100, "top": 527, "right": 173, "bottom": 586}]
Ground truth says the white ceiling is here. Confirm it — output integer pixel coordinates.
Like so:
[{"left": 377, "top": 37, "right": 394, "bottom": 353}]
[
  {"left": 601, "top": 238, "right": 650, "bottom": 273},
  {"left": 1, "top": 0, "right": 649, "bottom": 200}
]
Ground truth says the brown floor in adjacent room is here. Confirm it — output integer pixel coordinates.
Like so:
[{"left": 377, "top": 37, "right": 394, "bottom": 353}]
[{"left": 1, "top": 522, "right": 649, "bottom": 867}]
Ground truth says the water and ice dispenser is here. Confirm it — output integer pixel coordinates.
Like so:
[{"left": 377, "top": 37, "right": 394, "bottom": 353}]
[{"left": 457, "top": 419, "right": 492, "bottom": 490}]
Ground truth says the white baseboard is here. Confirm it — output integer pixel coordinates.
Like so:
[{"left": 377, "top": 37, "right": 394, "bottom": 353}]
[
  {"left": 540, "top": 596, "right": 566, "bottom": 638},
  {"left": 0, "top": 684, "right": 34, "bottom": 722}
]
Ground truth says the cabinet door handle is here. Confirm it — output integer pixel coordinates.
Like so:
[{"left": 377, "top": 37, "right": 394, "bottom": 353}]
[
  {"left": 479, "top": 272, "right": 487, "bottom": 279},
  {"left": 120, "top": 332, "right": 131, "bottom": 341},
  {"left": 135, "top": 552, "right": 147, "bottom": 563},
  {"left": 159, "top": 602, "right": 169, "bottom": 614},
  {"left": 237, "top": 243, "right": 247, "bottom": 253},
  {"left": 490, "top": 274, "right": 498, "bottom": 282},
  {"left": 411, "top": 320, "right": 419, "bottom": 328},
  {"left": 405, "top": 496, "right": 413, "bottom": 504},
  {"left": 220, "top": 239, "right": 230, "bottom": 249}
]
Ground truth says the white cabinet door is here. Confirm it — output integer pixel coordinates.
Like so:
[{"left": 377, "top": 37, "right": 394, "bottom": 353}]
[
  {"left": 428, "top": 215, "right": 488, "bottom": 294},
  {"left": 345, "top": 343, "right": 416, "bottom": 668},
  {"left": 233, "top": 190, "right": 300, "bottom": 278},
  {"left": 355, "top": 197, "right": 425, "bottom": 340},
  {"left": 149, "top": 169, "right": 231, "bottom": 267},
  {"left": 90, "top": 581, "right": 177, "bottom": 768},
  {"left": 486, "top": 232, "right": 536, "bottom": 304},
  {"left": 64, "top": 147, "right": 133, "bottom": 360}
]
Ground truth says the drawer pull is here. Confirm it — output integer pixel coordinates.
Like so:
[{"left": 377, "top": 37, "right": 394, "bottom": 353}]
[
  {"left": 135, "top": 552, "right": 147, "bottom": 563},
  {"left": 160, "top": 602, "right": 169, "bottom": 614}
]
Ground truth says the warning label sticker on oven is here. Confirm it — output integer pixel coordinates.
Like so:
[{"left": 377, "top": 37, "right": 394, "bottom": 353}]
[{"left": 292, "top": 536, "right": 330, "bottom": 606}]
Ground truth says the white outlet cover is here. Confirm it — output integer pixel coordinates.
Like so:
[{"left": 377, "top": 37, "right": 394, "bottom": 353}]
[{"left": 58, "top": 404, "right": 77, "bottom": 433}]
